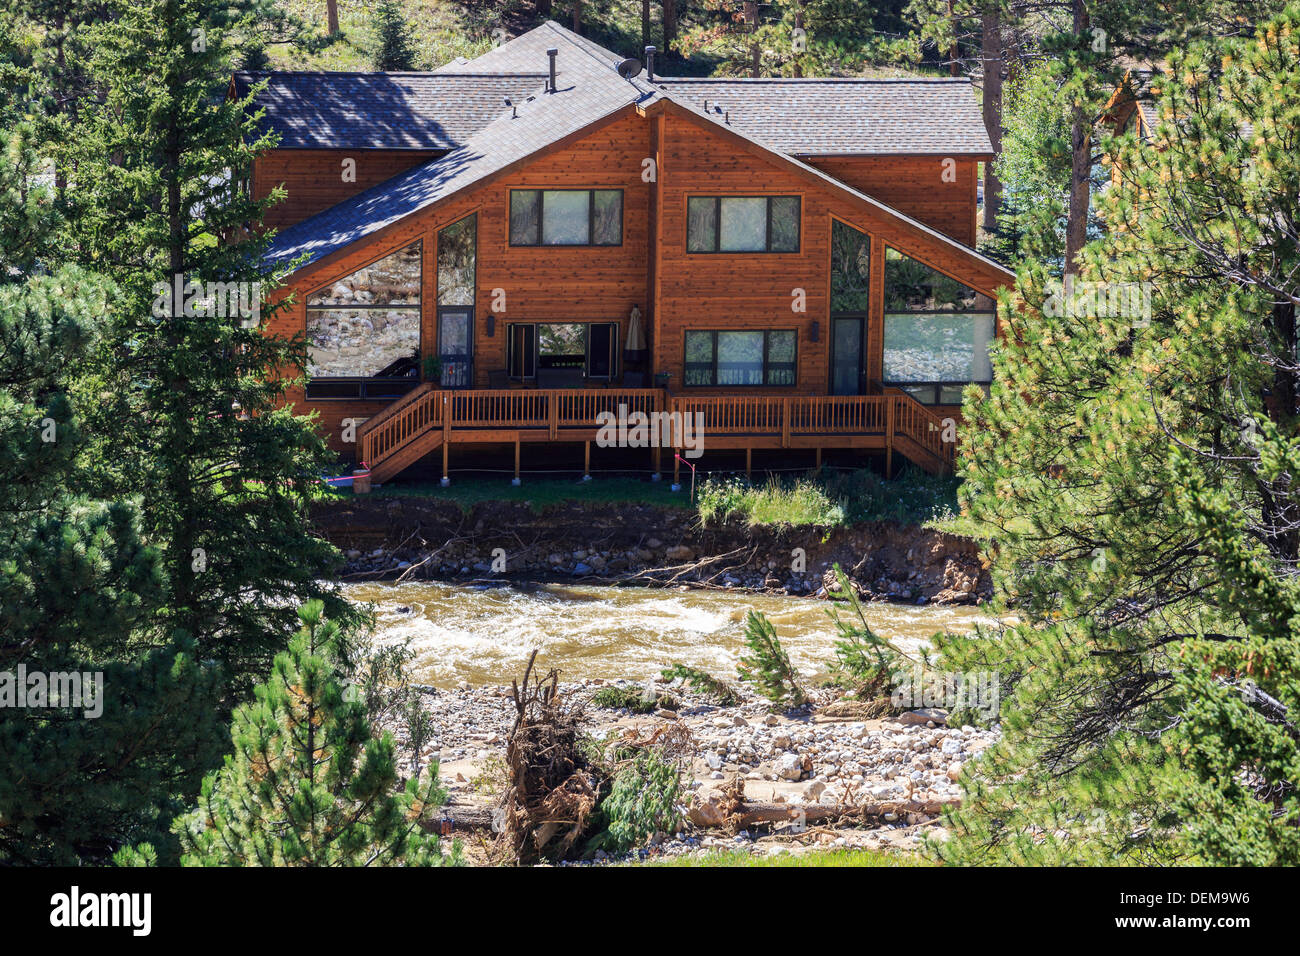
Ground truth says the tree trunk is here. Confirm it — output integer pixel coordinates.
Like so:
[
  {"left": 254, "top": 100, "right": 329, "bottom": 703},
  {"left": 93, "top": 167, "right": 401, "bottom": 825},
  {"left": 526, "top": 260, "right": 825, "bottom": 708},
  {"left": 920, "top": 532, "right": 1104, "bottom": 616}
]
[
  {"left": 981, "top": 9, "right": 1004, "bottom": 235},
  {"left": 572, "top": 0, "right": 582, "bottom": 33},
  {"left": 1063, "top": 0, "right": 1091, "bottom": 274},
  {"left": 948, "top": 0, "right": 960, "bottom": 76},
  {"left": 745, "top": 1, "right": 760, "bottom": 77},
  {"left": 326, "top": 0, "right": 339, "bottom": 36},
  {"left": 663, "top": 0, "right": 677, "bottom": 53},
  {"left": 793, "top": 1, "right": 805, "bottom": 78},
  {"left": 642, "top": 0, "right": 652, "bottom": 52}
]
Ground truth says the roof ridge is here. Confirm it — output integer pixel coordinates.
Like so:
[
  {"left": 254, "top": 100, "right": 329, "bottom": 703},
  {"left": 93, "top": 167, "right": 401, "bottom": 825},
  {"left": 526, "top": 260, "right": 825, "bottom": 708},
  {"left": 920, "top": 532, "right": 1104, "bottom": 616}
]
[
  {"left": 656, "top": 76, "right": 972, "bottom": 84},
  {"left": 234, "top": 70, "right": 550, "bottom": 78},
  {"left": 537, "top": 19, "right": 624, "bottom": 66}
]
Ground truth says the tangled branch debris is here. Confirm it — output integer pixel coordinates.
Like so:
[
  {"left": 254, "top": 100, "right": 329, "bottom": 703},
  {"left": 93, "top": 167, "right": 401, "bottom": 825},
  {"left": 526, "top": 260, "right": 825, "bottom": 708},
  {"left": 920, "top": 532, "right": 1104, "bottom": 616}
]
[
  {"left": 497, "top": 653, "right": 693, "bottom": 863},
  {"left": 497, "top": 650, "right": 597, "bottom": 864}
]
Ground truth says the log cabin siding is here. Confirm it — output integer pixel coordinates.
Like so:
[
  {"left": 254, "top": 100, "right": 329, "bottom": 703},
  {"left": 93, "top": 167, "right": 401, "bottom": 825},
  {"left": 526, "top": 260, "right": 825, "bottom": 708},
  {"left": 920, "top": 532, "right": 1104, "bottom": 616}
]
[
  {"left": 254, "top": 149, "right": 445, "bottom": 231},
  {"left": 801, "top": 155, "right": 980, "bottom": 246},
  {"left": 265, "top": 110, "right": 652, "bottom": 454},
  {"left": 264, "top": 104, "right": 1008, "bottom": 459},
  {"left": 651, "top": 109, "right": 999, "bottom": 398}
]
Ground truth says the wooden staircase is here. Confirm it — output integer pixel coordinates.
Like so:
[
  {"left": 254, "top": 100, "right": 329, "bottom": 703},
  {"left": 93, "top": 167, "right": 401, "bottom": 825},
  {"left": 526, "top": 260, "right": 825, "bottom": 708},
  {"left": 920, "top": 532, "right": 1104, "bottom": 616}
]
[
  {"left": 355, "top": 385, "right": 957, "bottom": 484},
  {"left": 357, "top": 382, "right": 445, "bottom": 483}
]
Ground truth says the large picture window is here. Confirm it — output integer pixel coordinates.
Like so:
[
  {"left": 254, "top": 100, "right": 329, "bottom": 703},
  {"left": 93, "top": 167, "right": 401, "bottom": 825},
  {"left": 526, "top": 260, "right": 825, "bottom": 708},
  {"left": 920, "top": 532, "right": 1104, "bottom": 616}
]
[
  {"left": 305, "top": 241, "right": 422, "bottom": 399},
  {"left": 509, "top": 189, "right": 623, "bottom": 246},
  {"left": 683, "top": 330, "right": 797, "bottom": 386},
  {"left": 687, "top": 196, "right": 801, "bottom": 253},
  {"left": 882, "top": 248, "right": 995, "bottom": 405},
  {"left": 506, "top": 322, "right": 619, "bottom": 382}
]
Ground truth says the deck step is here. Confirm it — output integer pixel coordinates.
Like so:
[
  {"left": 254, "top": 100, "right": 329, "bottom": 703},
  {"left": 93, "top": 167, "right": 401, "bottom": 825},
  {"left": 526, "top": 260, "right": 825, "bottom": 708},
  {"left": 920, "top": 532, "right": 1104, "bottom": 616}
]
[{"left": 368, "top": 430, "right": 444, "bottom": 483}]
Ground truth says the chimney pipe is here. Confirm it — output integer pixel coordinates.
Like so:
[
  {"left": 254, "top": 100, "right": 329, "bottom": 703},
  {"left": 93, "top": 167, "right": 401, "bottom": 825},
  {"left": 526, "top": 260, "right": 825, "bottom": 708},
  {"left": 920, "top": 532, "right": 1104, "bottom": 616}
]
[
  {"left": 547, "top": 48, "right": 558, "bottom": 92},
  {"left": 645, "top": 45, "right": 656, "bottom": 81}
]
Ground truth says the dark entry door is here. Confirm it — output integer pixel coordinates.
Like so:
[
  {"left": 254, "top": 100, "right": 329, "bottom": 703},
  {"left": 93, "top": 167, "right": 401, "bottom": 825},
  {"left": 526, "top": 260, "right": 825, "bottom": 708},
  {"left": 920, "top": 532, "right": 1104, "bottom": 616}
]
[
  {"left": 438, "top": 307, "right": 473, "bottom": 388},
  {"left": 830, "top": 316, "right": 866, "bottom": 395}
]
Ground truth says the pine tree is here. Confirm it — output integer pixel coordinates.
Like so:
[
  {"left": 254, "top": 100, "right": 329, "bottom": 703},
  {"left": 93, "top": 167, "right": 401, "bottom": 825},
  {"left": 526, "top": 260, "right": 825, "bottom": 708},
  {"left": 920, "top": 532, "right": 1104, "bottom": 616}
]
[
  {"left": 938, "top": 6, "right": 1300, "bottom": 864},
  {"left": 171, "top": 601, "right": 458, "bottom": 866},
  {"left": 57, "top": 0, "right": 363, "bottom": 700},
  {"left": 370, "top": 0, "right": 417, "bottom": 71},
  {"left": 0, "top": 115, "right": 223, "bottom": 865},
  {"left": 680, "top": 1, "right": 908, "bottom": 77}
]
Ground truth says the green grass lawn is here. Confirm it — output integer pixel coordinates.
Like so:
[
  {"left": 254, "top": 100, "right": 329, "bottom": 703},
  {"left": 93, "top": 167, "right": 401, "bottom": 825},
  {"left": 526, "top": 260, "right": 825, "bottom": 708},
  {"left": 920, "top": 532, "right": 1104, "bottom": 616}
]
[
  {"left": 320, "top": 466, "right": 963, "bottom": 527},
  {"left": 640, "top": 846, "right": 931, "bottom": 867},
  {"left": 321, "top": 475, "right": 692, "bottom": 512}
]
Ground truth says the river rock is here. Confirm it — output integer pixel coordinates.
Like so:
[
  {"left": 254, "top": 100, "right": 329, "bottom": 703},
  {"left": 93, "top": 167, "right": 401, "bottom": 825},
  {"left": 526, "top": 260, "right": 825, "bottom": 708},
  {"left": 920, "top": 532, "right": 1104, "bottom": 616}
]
[{"left": 775, "top": 752, "right": 804, "bottom": 781}]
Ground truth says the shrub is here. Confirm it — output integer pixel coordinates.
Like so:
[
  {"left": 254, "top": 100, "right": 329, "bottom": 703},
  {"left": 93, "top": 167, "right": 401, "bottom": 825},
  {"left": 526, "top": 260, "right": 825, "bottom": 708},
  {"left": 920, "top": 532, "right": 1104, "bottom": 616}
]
[
  {"left": 660, "top": 663, "right": 741, "bottom": 706},
  {"left": 590, "top": 685, "right": 675, "bottom": 714},
  {"left": 737, "top": 611, "right": 807, "bottom": 709},
  {"left": 585, "top": 747, "right": 685, "bottom": 857}
]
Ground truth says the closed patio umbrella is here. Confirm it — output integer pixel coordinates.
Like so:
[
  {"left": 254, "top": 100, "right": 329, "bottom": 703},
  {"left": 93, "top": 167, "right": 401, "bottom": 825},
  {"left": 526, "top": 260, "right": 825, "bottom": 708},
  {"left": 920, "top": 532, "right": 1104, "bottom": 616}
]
[{"left": 624, "top": 305, "right": 647, "bottom": 363}]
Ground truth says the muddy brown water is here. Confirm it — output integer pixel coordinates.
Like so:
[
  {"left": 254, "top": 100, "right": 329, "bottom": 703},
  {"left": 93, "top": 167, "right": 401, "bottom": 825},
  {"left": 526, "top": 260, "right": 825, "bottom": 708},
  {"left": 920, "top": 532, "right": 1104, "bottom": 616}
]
[{"left": 345, "top": 581, "right": 991, "bottom": 689}]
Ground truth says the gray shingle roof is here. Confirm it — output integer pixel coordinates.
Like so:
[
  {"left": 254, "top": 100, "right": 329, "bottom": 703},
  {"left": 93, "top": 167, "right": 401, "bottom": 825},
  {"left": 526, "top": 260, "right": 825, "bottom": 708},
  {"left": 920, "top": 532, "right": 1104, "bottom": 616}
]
[
  {"left": 232, "top": 72, "right": 548, "bottom": 149},
  {"left": 439, "top": 20, "right": 626, "bottom": 76},
  {"left": 653, "top": 78, "right": 992, "bottom": 155},
  {"left": 266, "top": 65, "right": 654, "bottom": 269},
  {"left": 262, "top": 21, "right": 1008, "bottom": 283}
]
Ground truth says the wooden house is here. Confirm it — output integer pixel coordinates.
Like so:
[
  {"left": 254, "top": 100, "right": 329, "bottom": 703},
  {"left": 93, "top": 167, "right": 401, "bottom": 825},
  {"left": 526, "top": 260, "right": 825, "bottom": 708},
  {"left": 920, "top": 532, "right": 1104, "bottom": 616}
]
[{"left": 239, "top": 21, "right": 1015, "bottom": 484}]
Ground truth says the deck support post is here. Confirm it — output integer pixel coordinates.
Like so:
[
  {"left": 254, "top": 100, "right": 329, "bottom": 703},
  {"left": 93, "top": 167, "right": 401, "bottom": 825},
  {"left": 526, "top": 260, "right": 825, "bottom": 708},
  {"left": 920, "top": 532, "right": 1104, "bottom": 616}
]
[
  {"left": 583, "top": 441, "right": 591, "bottom": 481},
  {"left": 672, "top": 451, "right": 681, "bottom": 491},
  {"left": 885, "top": 396, "right": 895, "bottom": 480},
  {"left": 652, "top": 445, "right": 661, "bottom": 481},
  {"left": 441, "top": 441, "right": 450, "bottom": 487},
  {"left": 745, "top": 446, "right": 752, "bottom": 478},
  {"left": 815, "top": 447, "right": 822, "bottom": 473},
  {"left": 512, "top": 440, "right": 521, "bottom": 486}
]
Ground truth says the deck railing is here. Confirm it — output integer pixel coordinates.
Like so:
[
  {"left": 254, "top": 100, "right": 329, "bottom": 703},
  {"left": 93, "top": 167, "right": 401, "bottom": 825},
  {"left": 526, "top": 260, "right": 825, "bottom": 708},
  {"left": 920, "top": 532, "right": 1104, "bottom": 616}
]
[
  {"left": 358, "top": 387, "right": 957, "bottom": 475},
  {"left": 358, "top": 382, "right": 443, "bottom": 466}
]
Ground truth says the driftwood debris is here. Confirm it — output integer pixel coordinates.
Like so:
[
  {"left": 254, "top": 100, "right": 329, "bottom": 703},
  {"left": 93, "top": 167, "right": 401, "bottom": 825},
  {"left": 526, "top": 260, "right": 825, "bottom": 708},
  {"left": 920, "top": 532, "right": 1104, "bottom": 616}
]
[
  {"left": 690, "top": 775, "right": 957, "bottom": 831},
  {"left": 497, "top": 650, "right": 600, "bottom": 864}
]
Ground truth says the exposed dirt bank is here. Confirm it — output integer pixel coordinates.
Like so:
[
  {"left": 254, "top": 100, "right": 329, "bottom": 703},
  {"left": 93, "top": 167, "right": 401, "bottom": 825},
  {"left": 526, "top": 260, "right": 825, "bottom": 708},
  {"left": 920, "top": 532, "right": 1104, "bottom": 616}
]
[{"left": 311, "top": 497, "right": 991, "bottom": 605}]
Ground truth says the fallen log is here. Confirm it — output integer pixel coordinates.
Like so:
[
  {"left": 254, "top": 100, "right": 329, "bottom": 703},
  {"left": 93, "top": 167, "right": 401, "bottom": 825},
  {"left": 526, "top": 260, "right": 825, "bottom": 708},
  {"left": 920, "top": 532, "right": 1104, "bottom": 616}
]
[
  {"left": 418, "top": 803, "right": 497, "bottom": 833},
  {"left": 730, "top": 798, "right": 956, "bottom": 829},
  {"left": 689, "top": 786, "right": 957, "bottom": 829}
]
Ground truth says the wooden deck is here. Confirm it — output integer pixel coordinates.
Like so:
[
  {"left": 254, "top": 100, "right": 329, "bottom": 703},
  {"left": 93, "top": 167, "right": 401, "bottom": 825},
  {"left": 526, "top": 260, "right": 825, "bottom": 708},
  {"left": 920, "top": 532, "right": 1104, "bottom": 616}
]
[{"left": 357, "top": 385, "right": 957, "bottom": 484}]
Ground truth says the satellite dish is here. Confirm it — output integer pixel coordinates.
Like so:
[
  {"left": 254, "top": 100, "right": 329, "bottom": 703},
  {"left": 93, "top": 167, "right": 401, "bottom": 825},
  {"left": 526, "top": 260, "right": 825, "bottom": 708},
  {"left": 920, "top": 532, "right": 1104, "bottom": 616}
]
[{"left": 617, "top": 57, "right": 643, "bottom": 79}]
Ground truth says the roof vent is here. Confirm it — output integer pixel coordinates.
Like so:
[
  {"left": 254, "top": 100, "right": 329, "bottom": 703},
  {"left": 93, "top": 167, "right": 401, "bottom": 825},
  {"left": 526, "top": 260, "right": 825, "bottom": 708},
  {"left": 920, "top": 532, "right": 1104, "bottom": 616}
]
[
  {"left": 547, "top": 48, "right": 558, "bottom": 92},
  {"left": 644, "top": 45, "right": 657, "bottom": 81},
  {"left": 504, "top": 96, "right": 518, "bottom": 119}
]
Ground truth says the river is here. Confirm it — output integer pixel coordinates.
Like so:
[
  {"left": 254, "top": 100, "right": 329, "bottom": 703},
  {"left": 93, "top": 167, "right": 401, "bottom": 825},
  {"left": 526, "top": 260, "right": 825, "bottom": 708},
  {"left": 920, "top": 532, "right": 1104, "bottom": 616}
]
[{"left": 344, "top": 581, "right": 990, "bottom": 689}]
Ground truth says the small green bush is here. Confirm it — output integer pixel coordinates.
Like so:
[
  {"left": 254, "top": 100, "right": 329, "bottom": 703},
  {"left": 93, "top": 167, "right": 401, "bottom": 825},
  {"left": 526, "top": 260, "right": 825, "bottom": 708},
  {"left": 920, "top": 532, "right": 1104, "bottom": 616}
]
[
  {"left": 586, "top": 748, "right": 684, "bottom": 857},
  {"left": 590, "top": 685, "right": 676, "bottom": 714},
  {"left": 737, "top": 611, "right": 807, "bottom": 709},
  {"left": 660, "top": 663, "right": 742, "bottom": 706}
]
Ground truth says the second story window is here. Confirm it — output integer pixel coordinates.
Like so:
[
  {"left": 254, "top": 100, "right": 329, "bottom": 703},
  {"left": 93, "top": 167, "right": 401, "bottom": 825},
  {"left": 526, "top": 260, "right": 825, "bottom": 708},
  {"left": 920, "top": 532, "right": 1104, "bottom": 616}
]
[
  {"left": 687, "top": 195, "right": 801, "bottom": 253},
  {"left": 510, "top": 189, "right": 623, "bottom": 246}
]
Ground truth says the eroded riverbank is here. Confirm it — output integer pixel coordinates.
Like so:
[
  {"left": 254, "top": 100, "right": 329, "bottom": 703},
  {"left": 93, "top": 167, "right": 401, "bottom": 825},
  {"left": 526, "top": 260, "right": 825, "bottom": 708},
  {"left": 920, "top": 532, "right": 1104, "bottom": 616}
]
[{"left": 314, "top": 497, "right": 991, "bottom": 604}]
